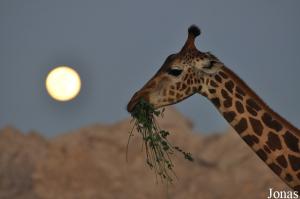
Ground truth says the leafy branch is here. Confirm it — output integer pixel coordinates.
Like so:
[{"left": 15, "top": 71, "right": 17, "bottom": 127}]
[{"left": 127, "top": 98, "right": 193, "bottom": 183}]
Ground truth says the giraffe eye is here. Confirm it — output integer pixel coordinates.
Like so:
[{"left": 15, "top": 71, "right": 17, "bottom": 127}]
[{"left": 167, "top": 68, "right": 183, "bottom": 77}]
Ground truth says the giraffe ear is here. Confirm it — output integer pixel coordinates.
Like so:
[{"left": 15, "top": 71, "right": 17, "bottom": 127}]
[
  {"left": 194, "top": 60, "right": 222, "bottom": 74},
  {"left": 203, "top": 61, "right": 222, "bottom": 74},
  {"left": 180, "top": 25, "right": 201, "bottom": 52}
]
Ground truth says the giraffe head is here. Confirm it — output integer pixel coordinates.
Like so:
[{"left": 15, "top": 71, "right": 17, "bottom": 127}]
[{"left": 127, "top": 25, "right": 223, "bottom": 112}]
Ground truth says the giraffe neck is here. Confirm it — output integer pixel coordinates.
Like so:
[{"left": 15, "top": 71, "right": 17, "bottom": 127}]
[{"left": 199, "top": 66, "right": 300, "bottom": 191}]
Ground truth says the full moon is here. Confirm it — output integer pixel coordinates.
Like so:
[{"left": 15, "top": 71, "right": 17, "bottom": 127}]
[{"left": 46, "top": 66, "right": 81, "bottom": 101}]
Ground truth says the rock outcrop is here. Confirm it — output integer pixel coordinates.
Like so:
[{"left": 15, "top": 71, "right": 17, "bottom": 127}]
[{"left": 0, "top": 108, "right": 290, "bottom": 199}]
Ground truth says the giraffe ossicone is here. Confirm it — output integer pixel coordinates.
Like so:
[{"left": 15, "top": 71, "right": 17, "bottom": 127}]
[{"left": 127, "top": 25, "right": 300, "bottom": 191}]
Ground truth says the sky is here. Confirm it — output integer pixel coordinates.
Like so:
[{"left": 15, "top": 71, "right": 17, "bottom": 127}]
[{"left": 0, "top": 0, "right": 300, "bottom": 137}]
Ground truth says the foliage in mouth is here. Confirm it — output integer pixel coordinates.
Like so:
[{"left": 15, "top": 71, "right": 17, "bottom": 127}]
[{"left": 127, "top": 98, "right": 193, "bottom": 183}]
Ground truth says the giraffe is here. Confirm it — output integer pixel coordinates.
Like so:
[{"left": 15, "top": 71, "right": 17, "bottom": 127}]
[{"left": 127, "top": 25, "right": 300, "bottom": 191}]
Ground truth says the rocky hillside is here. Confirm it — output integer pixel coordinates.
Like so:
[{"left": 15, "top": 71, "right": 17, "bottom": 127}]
[{"left": 0, "top": 108, "right": 290, "bottom": 199}]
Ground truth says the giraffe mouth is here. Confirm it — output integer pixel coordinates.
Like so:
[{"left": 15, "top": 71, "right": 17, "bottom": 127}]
[{"left": 127, "top": 90, "right": 150, "bottom": 113}]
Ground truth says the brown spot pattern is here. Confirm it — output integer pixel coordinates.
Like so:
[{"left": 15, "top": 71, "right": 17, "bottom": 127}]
[
  {"left": 269, "top": 163, "right": 282, "bottom": 174},
  {"left": 219, "top": 71, "right": 228, "bottom": 79},
  {"left": 267, "top": 131, "right": 282, "bottom": 151},
  {"left": 285, "top": 173, "right": 293, "bottom": 182},
  {"left": 205, "top": 78, "right": 209, "bottom": 85},
  {"left": 221, "top": 89, "right": 229, "bottom": 98},
  {"left": 236, "top": 86, "right": 245, "bottom": 96},
  {"left": 242, "top": 135, "right": 259, "bottom": 146},
  {"left": 223, "top": 98, "right": 232, "bottom": 108},
  {"left": 192, "top": 86, "right": 198, "bottom": 92},
  {"left": 256, "top": 149, "right": 268, "bottom": 161},
  {"left": 249, "top": 117, "right": 263, "bottom": 136},
  {"left": 246, "top": 105, "right": 258, "bottom": 116},
  {"left": 262, "top": 113, "right": 283, "bottom": 132},
  {"left": 180, "top": 84, "right": 187, "bottom": 91},
  {"left": 176, "top": 93, "right": 183, "bottom": 98},
  {"left": 276, "top": 155, "right": 288, "bottom": 168},
  {"left": 185, "top": 87, "right": 191, "bottom": 95},
  {"left": 167, "top": 97, "right": 174, "bottom": 102},
  {"left": 210, "top": 80, "right": 218, "bottom": 87},
  {"left": 211, "top": 98, "right": 220, "bottom": 108},
  {"left": 264, "top": 145, "right": 271, "bottom": 154},
  {"left": 221, "top": 89, "right": 232, "bottom": 108},
  {"left": 234, "top": 118, "right": 248, "bottom": 134},
  {"left": 246, "top": 98, "right": 261, "bottom": 111},
  {"left": 235, "top": 101, "right": 244, "bottom": 113},
  {"left": 208, "top": 89, "right": 216, "bottom": 94},
  {"left": 225, "top": 81, "right": 234, "bottom": 93},
  {"left": 223, "top": 111, "right": 236, "bottom": 123},
  {"left": 283, "top": 131, "right": 300, "bottom": 153},
  {"left": 288, "top": 155, "right": 300, "bottom": 171},
  {"left": 235, "top": 93, "right": 244, "bottom": 100},
  {"left": 215, "top": 74, "right": 222, "bottom": 83},
  {"left": 183, "top": 75, "right": 189, "bottom": 81}
]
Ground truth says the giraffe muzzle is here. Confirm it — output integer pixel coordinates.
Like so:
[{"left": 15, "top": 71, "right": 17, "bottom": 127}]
[{"left": 127, "top": 90, "right": 150, "bottom": 113}]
